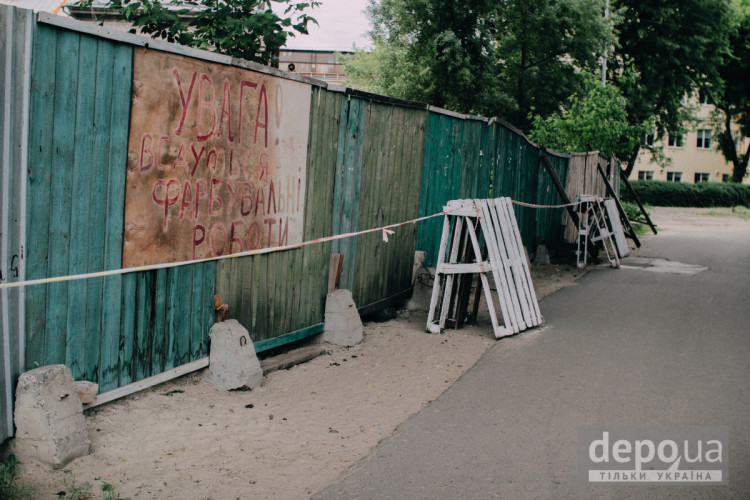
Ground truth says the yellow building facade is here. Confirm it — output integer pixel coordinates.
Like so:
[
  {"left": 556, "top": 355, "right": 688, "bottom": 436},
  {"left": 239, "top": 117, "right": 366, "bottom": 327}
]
[{"left": 631, "top": 101, "right": 750, "bottom": 184}]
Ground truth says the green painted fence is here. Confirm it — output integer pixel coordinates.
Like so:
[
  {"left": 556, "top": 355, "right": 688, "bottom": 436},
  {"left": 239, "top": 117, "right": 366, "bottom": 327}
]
[
  {"left": 5, "top": 9, "right": 613, "bottom": 417},
  {"left": 25, "top": 24, "right": 215, "bottom": 393},
  {"left": 418, "top": 117, "right": 570, "bottom": 267},
  {"left": 214, "top": 87, "right": 342, "bottom": 350}
]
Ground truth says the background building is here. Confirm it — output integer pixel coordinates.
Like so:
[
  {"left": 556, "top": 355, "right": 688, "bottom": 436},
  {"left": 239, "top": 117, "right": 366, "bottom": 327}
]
[{"left": 631, "top": 98, "right": 750, "bottom": 184}]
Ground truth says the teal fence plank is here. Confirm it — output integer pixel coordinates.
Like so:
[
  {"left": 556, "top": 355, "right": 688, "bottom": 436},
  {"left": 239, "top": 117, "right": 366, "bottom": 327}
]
[
  {"left": 100, "top": 41, "right": 132, "bottom": 392},
  {"left": 25, "top": 23, "right": 57, "bottom": 368},
  {"left": 65, "top": 34, "right": 98, "bottom": 381},
  {"left": 333, "top": 97, "right": 366, "bottom": 292},
  {"left": 45, "top": 29, "right": 81, "bottom": 366}
]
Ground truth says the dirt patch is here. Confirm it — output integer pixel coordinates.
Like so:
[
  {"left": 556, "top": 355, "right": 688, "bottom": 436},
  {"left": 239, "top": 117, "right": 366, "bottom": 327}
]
[{"left": 15, "top": 265, "right": 586, "bottom": 500}]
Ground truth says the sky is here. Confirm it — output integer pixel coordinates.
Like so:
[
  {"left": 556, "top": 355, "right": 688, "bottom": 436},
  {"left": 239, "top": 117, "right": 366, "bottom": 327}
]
[{"left": 274, "top": 0, "right": 373, "bottom": 51}]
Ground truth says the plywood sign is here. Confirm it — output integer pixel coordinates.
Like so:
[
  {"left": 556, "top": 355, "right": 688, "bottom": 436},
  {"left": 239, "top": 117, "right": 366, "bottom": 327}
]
[{"left": 122, "top": 48, "right": 311, "bottom": 267}]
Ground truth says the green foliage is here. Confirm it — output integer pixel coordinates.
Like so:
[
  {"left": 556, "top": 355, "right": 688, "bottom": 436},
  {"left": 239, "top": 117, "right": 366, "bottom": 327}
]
[
  {"left": 611, "top": 0, "right": 734, "bottom": 174},
  {"left": 57, "top": 477, "right": 93, "bottom": 500},
  {"left": 621, "top": 201, "right": 649, "bottom": 221},
  {"left": 74, "top": 0, "right": 319, "bottom": 65},
  {"left": 363, "top": 0, "right": 498, "bottom": 113},
  {"left": 528, "top": 68, "right": 651, "bottom": 158},
  {"left": 622, "top": 180, "right": 750, "bottom": 207},
  {"left": 490, "top": 0, "right": 615, "bottom": 130},
  {"left": 358, "top": 0, "right": 613, "bottom": 126},
  {"left": 0, "top": 455, "right": 33, "bottom": 500},
  {"left": 708, "top": 0, "right": 750, "bottom": 182}
]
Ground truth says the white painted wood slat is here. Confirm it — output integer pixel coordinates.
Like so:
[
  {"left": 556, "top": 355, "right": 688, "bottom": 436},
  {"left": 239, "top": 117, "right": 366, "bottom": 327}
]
[{"left": 426, "top": 198, "right": 542, "bottom": 338}]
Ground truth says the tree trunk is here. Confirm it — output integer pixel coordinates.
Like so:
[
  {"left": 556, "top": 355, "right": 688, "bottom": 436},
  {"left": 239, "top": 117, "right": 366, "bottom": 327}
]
[
  {"left": 623, "top": 143, "right": 641, "bottom": 178},
  {"left": 732, "top": 141, "right": 750, "bottom": 183}
]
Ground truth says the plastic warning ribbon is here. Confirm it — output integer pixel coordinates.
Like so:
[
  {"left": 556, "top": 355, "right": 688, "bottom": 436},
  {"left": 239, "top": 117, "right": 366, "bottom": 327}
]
[{"left": 0, "top": 198, "right": 584, "bottom": 290}]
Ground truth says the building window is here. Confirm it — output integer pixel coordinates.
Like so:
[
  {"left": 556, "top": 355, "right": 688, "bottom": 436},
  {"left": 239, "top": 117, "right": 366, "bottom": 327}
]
[
  {"left": 697, "top": 129, "right": 712, "bottom": 150},
  {"left": 666, "top": 172, "right": 682, "bottom": 182},
  {"left": 668, "top": 134, "right": 684, "bottom": 148},
  {"left": 638, "top": 170, "right": 654, "bottom": 180},
  {"left": 643, "top": 132, "right": 656, "bottom": 147},
  {"left": 694, "top": 173, "right": 710, "bottom": 183},
  {"left": 722, "top": 174, "right": 731, "bottom": 182}
]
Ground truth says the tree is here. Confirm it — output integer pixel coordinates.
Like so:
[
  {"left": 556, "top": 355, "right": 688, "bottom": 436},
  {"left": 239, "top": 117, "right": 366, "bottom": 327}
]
[
  {"left": 76, "top": 0, "right": 319, "bottom": 65},
  {"left": 490, "top": 0, "right": 615, "bottom": 130},
  {"left": 528, "top": 69, "right": 652, "bottom": 159},
  {"left": 362, "top": 0, "right": 497, "bottom": 114},
  {"left": 710, "top": 0, "right": 750, "bottom": 182},
  {"left": 610, "top": 0, "right": 734, "bottom": 176},
  {"left": 355, "top": 0, "right": 613, "bottom": 126}
]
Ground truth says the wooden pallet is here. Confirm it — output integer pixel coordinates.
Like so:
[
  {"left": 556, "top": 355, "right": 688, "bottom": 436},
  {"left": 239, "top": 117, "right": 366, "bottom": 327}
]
[
  {"left": 602, "top": 199, "right": 630, "bottom": 258},
  {"left": 426, "top": 198, "right": 542, "bottom": 338}
]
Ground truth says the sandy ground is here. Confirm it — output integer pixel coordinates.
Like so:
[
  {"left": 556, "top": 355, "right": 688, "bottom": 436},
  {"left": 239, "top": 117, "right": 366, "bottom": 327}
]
[
  {"left": 17, "top": 206, "right": 739, "bottom": 499},
  {"left": 14, "top": 261, "right": 585, "bottom": 500}
]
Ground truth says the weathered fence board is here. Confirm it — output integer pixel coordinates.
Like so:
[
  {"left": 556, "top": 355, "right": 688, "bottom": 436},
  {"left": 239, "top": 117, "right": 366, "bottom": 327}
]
[
  {"left": 25, "top": 25, "right": 215, "bottom": 393},
  {"left": 215, "top": 86, "right": 340, "bottom": 345},
  {"left": 351, "top": 99, "right": 427, "bottom": 308},
  {"left": 0, "top": 8, "right": 622, "bottom": 433}
]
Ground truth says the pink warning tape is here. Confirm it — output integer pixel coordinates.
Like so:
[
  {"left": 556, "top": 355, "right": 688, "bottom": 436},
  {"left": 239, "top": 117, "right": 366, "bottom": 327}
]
[
  {"left": 0, "top": 209, "right": 453, "bottom": 290},
  {"left": 0, "top": 198, "right": 583, "bottom": 290}
]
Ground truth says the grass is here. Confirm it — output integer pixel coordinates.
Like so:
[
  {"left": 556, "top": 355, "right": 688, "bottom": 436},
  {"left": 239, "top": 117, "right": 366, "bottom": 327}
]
[
  {"left": 631, "top": 222, "right": 654, "bottom": 237},
  {"left": 0, "top": 454, "right": 34, "bottom": 499},
  {"left": 56, "top": 476, "right": 122, "bottom": 500},
  {"left": 700, "top": 206, "right": 750, "bottom": 219}
]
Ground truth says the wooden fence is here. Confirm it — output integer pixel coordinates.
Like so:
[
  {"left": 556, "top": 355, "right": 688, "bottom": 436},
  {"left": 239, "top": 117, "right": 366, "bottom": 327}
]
[{"left": 0, "top": 8, "right": 619, "bottom": 442}]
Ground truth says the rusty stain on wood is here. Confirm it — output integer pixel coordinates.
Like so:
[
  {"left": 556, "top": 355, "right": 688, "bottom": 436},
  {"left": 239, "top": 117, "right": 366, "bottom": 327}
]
[{"left": 123, "top": 48, "right": 311, "bottom": 267}]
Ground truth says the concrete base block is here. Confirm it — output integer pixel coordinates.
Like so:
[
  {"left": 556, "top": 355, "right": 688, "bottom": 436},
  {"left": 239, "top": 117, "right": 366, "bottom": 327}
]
[
  {"left": 74, "top": 381, "right": 98, "bottom": 405},
  {"left": 534, "top": 244, "right": 551, "bottom": 265},
  {"left": 412, "top": 250, "right": 427, "bottom": 285},
  {"left": 322, "top": 289, "right": 363, "bottom": 347},
  {"left": 206, "top": 320, "right": 263, "bottom": 390},
  {"left": 13, "top": 365, "right": 90, "bottom": 469}
]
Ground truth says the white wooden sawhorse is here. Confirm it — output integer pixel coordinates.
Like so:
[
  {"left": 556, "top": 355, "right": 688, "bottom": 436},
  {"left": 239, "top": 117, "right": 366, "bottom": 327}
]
[
  {"left": 576, "top": 195, "right": 620, "bottom": 269},
  {"left": 426, "top": 198, "right": 542, "bottom": 338}
]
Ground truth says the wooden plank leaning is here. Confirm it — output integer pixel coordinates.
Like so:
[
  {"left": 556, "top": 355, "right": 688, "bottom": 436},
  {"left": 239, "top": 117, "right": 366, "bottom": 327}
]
[
  {"left": 496, "top": 199, "right": 542, "bottom": 326},
  {"left": 426, "top": 198, "right": 541, "bottom": 338},
  {"left": 539, "top": 152, "right": 580, "bottom": 228},
  {"left": 618, "top": 167, "right": 657, "bottom": 234},
  {"left": 596, "top": 162, "right": 642, "bottom": 247}
]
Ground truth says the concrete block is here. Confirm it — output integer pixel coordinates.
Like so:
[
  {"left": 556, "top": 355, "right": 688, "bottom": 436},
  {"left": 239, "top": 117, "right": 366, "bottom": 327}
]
[
  {"left": 534, "top": 244, "right": 551, "bottom": 265},
  {"left": 74, "top": 381, "right": 98, "bottom": 405},
  {"left": 13, "top": 365, "right": 90, "bottom": 469},
  {"left": 411, "top": 250, "right": 427, "bottom": 285},
  {"left": 206, "top": 320, "right": 263, "bottom": 391},
  {"left": 322, "top": 289, "right": 363, "bottom": 347}
]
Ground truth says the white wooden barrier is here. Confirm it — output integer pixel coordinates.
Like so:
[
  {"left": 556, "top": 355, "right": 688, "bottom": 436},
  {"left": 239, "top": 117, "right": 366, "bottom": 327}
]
[{"left": 426, "top": 198, "right": 542, "bottom": 338}]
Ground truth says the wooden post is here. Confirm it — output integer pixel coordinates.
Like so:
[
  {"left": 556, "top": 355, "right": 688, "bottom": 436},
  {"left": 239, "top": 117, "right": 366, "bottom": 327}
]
[
  {"left": 596, "top": 163, "right": 641, "bottom": 248},
  {"left": 618, "top": 169, "right": 657, "bottom": 234},
  {"left": 539, "top": 153, "right": 579, "bottom": 228}
]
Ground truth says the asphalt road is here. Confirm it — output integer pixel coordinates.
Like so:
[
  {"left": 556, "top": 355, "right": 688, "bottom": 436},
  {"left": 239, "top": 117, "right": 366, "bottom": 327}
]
[{"left": 316, "top": 213, "right": 750, "bottom": 499}]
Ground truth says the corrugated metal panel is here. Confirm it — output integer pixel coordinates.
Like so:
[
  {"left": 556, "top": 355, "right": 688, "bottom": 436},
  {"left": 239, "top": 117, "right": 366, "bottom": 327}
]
[
  {"left": 0, "top": 4, "right": 32, "bottom": 442},
  {"left": 351, "top": 100, "right": 427, "bottom": 307},
  {"left": 215, "top": 87, "right": 341, "bottom": 347}
]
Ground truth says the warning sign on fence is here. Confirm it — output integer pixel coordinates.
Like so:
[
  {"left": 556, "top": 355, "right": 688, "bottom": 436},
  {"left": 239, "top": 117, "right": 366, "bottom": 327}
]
[{"left": 122, "top": 48, "right": 311, "bottom": 267}]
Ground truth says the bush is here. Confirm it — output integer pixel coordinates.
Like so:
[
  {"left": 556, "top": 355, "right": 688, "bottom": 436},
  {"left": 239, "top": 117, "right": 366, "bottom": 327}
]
[
  {"left": 622, "top": 180, "right": 750, "bottom": 207},
  {"left": 621, "top": 201, "right": 650, "bottom": 221}
]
